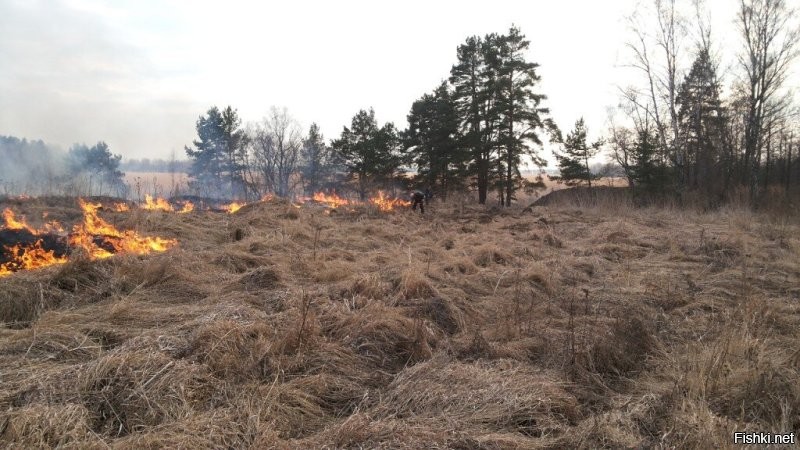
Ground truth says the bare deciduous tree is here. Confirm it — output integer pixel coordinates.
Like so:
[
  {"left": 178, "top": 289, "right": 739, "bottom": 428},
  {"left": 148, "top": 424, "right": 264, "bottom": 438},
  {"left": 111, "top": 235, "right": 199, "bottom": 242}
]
[
  {"left": 735, "top": 0, "right": 799, "bottom": 199},
  {"left": 622, "top": 0, "right": 686, "bottom": 164},
  {"left": 247, "top": 107, "right": 303, "bottom": 198}
]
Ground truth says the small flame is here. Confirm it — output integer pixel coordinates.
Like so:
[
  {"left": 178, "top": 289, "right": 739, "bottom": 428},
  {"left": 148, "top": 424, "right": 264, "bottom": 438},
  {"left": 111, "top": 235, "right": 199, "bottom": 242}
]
[
  {"left": 178, "top": 201, "right": 194, "bottom": 214},
  {"left": 114, "top": 202, "right": 130, "bottom": 212},
  {"left": 142, "top": 195, "right": 174, "bottom": 212},
  {"left": 222, "top": 202, "right": 244, "bottom": 214}
]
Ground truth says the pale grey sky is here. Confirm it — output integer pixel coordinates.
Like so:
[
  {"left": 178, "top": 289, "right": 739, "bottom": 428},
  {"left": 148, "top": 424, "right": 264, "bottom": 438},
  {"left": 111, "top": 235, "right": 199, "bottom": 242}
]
[{"left": 0, "top": 0, "right": 771, "bottom": 165}]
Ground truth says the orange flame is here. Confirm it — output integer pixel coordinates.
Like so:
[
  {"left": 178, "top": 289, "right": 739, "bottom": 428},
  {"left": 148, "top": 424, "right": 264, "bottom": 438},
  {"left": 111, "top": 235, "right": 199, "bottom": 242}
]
[
  {"left": 309, "top": 192, "right": 350, "bottom": 208},
  {"left": 178, "top": 201, "right": 194, "bottom": 214},
  {"left": 1, "top": 201, "right": 177, "bottom": 276},
  {"left": 2, "top": 208, "right": 67, "bottom": 276},
  {"left": 369, "top": 191, "right": 411, "bottom": 212},
  {"left": 114, "top": 202, "right": 130, "bottom": 212},
  {"left": 1, "top": 240, "right": 68, "bottom": 274},
  {"left": 142, "top": 195, "right": 174, "bottom": 212},
  {"left": 222, "top": 201, "right": 244, "bottom": 214},
  {"left": 3, "top": 208, "right": 36, "bottom": 233},
  {"left": 69, "top": 199, "right": 177, "bottom": 259}
]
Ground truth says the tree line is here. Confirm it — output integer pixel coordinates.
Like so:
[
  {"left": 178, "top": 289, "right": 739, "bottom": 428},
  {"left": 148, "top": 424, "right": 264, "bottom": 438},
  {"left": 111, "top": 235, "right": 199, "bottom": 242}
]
[
  {"left": 0, "top": 135, "right": 126, "bottom": 197},
  {"left": 185, "top": 26, "right": 560, "bottom": 205},
  {"left": 603, "top": 0, "right": 800, "bottom": 206},
  {"left": 185, "top": 0, "right": 799, "bottom": 207}
]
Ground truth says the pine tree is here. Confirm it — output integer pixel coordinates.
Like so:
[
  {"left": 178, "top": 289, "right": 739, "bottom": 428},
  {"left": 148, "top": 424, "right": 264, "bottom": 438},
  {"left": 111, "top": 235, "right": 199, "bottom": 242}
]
[
  {"left": 631, "top": 130, "right": 672, "bottom": 193},
  {"left": 675, "top": 48, "right": 728, "bottom": 194},
  {"left": 332, "top": 109, "right": 402, "bottom": 200},
  {"left": 67, "top": 141, "right": 126, "bottom": 196},
  {"left": 450, "top": 35, "right": 496, "bottom": 204},
  {"left": 494, "top": 26, "right": 559, "bottom": 206},
  {"left": 405, "top": 82, "right": 466, "bottom": 200},
  {"left": 185, "top": 106, "right": 246, "bottom": 198},
  {"left": 555, "top": 118, "right": 602, "bottom": 186},
  {"left": 299, "top": 123, "right": 331, "bottom": 195}
]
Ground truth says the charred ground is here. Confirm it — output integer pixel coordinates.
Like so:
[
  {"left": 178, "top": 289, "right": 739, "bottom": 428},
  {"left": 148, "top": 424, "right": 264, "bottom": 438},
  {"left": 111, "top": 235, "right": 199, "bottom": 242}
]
[{"left": 0, "top": 195, "right": 799, "bottom": 448}]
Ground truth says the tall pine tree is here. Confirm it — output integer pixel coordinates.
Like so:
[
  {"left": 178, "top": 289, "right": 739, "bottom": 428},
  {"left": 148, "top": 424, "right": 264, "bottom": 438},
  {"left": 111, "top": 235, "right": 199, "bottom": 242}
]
[
  {"left": 495, "top": 26, "right": 558, "bottom": 206},
  {"left": 404, "top": 82, "right": 466, "bottom": 200},
  {"left": 676, "top": 48, "right": 728, "bottom": 195},
  {"left": 450, "top": 35, "right": 496, "bottom": 204}
]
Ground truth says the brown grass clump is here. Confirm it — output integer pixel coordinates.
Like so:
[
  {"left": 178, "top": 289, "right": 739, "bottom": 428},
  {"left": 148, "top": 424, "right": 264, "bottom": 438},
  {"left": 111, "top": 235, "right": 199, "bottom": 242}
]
[
  {"left": 586, "top": 316, "right": 659, "bottom": 379},
  {"left": 185, "top": 319, "right": 273, "bottom": 380},
  {"left": 442, "top": 256, "right": 479, "bottom": 275},
  {"left": 472, "top": 244, "right": 512, "bottom": 266},
  {"left": 376, "top": 356, "right": 580, "bottom": 439},
  {"left": 77, "top": 348, "right": 215, "bottom": 437},
  {"left": 0, "top": 403, "right": 102, "bottom": 448},
  {"left": 402, "top": 296, "right": 464, "bottom": 335},
  {"left": 0, "top": 277, "right": 50, "bottom": 326},
  {"left": 345, "top": 273, "right": 391, "bottom": 300},
  {"left": 396, "top": 268, "right": 438, "bottom": 300},
  {"left": 213, "top": 250, "right": 270, "bottom": 273},
  {"left": 328, "top": 303, "right": 435, "bottom": 371},
  {"left": 1, "top": 326, "right": 103, "bottom": 363},
  {"left": 237, "top": 266, "right": 282, "bottom": 291}
]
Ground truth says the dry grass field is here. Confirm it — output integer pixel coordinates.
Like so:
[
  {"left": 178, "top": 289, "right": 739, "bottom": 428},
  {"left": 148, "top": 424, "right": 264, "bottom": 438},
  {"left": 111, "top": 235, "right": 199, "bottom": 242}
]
[
  {"left": 124, "top": 172, "right": 190, "bottom": 200},
  {"left": 1, "top": 193, "right": 799, "bottom": 448}
]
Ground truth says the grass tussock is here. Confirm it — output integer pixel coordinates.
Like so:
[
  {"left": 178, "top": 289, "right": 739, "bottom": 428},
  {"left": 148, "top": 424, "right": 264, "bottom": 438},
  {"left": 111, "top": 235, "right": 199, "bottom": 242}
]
[
  {"left": 77, "top": 348, "right": 216, "bottom": 437},
  {"left": 1, "top": 194, "right": 799, "bottom": 447},
  {"left": 376, "top": 356, "right": 580, "bottom": 438}
]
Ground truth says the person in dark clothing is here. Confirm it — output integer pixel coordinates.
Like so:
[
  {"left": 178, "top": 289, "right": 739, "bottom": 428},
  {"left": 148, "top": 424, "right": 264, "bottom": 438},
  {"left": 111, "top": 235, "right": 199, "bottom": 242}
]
[{"left": 410, "top": 190, "right": 425, "bottom": 214}]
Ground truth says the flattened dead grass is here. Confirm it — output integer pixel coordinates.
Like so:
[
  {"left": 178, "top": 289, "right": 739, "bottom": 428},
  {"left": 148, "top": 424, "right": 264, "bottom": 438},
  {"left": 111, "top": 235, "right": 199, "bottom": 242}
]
[{"left": 0, "top": 195, "right": 798, "bottom": 448}]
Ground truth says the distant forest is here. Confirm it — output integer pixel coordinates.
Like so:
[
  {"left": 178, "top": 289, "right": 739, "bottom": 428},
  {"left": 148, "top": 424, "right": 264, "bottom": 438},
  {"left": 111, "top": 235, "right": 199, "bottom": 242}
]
[
  {"left": 183, "top": 0, "right": 799, "bottom": 208},
  {"left": 0, "top": 136, "right": 127, "bottom": 197}
]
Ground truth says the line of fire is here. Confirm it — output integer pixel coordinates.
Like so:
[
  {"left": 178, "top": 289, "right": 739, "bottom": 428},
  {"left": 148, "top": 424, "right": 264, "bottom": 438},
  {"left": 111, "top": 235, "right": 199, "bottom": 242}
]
[{"left": 0, "top": 191, "right": 411, "bottom": 277}]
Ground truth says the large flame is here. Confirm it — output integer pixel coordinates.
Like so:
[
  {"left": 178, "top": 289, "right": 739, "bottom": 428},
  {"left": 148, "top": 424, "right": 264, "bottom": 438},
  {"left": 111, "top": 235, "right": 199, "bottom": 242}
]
[
  {"left": 69, "top": 199, "right": 177, "bottom": 259},
  {"left": 312, "top": 192, "right": 350, "bottom": 208},
  {"left": 1, "top": 240, "right": 68, "bottom": 274},
  {"left": 296, "top": 191, "right": 409, "bottom": 212},
  {"left": 1, "top": 201, "right": 177, "bottom": 276}
]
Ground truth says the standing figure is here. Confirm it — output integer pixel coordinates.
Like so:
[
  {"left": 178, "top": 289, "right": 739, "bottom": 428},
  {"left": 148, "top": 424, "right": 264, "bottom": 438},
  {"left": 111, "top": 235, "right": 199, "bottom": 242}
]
[
  {"left": 410, "top": 190, "right": 425, "bottom": 214},
  {"left": 424, "top": 187, "right": 433, "bottom": 205}
]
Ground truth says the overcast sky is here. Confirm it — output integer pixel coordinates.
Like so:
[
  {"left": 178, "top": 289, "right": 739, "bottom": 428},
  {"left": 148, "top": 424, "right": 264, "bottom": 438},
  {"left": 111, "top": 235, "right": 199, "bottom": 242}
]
[{"left": 0, "top": 0, "right": 771, "bottom": 165}]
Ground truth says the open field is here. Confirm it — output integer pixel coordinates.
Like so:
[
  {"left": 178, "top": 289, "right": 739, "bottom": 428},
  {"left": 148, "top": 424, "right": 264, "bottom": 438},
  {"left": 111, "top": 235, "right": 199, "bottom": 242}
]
[
  {"left": 1, "top": 194, "right": 799, "bottom": 448},
  {"left": 124, "top": 172, "right": 190, "bottom": 200}
]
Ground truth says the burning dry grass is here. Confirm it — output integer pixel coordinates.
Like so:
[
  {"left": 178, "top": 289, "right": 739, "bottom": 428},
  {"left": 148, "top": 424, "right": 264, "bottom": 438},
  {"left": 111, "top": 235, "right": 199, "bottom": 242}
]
[{"left": 1, "top": 194, "right": 799, "bottom": 447}]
